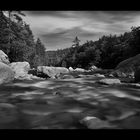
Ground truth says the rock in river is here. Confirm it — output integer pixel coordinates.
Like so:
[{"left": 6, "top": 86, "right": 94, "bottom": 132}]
[
  {"left": 98, "top": 78, "right": 121, "bottom": 85},
  {"left": 0, "top": 62, "right": 14, "bottom": 84},
  {"left": 80, "top": 116, "right": 116, "bottom": 129},
  {"left": 9, "top": 62, "right": 30, "bottom": 80},
  {"left": 37, "top": 66, "right": 69, "bottom": 79}
]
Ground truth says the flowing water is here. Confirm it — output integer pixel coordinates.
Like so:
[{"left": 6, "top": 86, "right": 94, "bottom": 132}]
[{"left": 0, "top": 75, "right": 140, "bottom": 129}]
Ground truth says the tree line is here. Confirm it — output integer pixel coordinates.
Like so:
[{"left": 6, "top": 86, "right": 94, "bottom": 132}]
[
  {"left": 0, "top": 11, "right": 46, "bottom": 68},
  {"left": 1, "top": 11, "right": 140, "bottom": 70},
  {"left": 45, "top": 27, "right": 140, "bottom": 69}
]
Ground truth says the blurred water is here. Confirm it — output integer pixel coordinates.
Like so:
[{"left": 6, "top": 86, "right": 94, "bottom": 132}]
[{"left": 0, "top": 76, "right": 140, "bottom": 129}]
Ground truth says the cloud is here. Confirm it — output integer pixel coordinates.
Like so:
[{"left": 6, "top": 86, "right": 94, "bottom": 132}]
[
  {"left": 22, "top": 11, "right": 140, "bottom": 50},
  {"left": 39, "top": 26, "right": 107, "bottom": 50}
]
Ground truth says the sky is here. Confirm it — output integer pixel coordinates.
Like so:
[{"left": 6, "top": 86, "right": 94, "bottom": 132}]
[{"left": 22, "top": 11, "right": 140, "bottom": 51}]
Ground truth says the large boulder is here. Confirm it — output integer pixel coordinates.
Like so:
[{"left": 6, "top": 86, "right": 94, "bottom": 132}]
[
  {"left": 0, "top": 50, "right": 10, "bottom": 64},
  {"left": 37, "top": 66, "right": 69, "bottom": 79},
  {"left": 9, "top": 62, "right": 30, "bottom": 80},
  {"left": 113, "top": 54, "right": 140, "bottom": 78},
  {"left": 0, "top": 62, "right": 14, "bottom": 84}
]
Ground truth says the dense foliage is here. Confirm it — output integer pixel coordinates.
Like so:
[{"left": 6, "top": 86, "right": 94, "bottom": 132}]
[
  {"left": 45, "top": 28, "right": 140, "bottom": 69},
  {"left": 1, "top": 11, "right": 140, "bottom": 70},
  {"left": 0, "top": 11, "right": 46, "bottom": 68}
]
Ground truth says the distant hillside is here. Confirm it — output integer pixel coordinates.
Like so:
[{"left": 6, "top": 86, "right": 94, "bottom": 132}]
[{"left": 45, "top": 27, "right": 140, "bottom": 69}]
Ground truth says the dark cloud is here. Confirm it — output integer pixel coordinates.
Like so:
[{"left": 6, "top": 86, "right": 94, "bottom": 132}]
[
  {"left": 24, "top": 11, "right": 78, "bottom": 18},
  {"left": 39, "top": 26, "right": 105, "bottom": 50},
  {"left": 23, "top": 11, "right": 140, "bottom": 50}
]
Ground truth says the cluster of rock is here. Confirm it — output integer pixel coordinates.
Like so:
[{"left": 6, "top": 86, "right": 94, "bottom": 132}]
[
  {"left": 68, "top": 65, "right": 98, "bottom": 73},
  {"left": 1, "top": 48, "right": 140, "bottom": 85},
  {"left": 0, "top": 50, "right": 44, "bottom": 85}
]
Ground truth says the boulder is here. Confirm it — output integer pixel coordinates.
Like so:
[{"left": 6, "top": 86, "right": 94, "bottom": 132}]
[
  {"left": 37, "top": 66, "right": 69, "bottom": 79},
  {"left": 114, "top": 54, "right": 140, "bottom": 78},
  {"left": 108, "top": 74, "right": 114, "bottom": 77},
  {"left": 94, "top": 73, "right": 105, "bottom": 78},
  {"left": 74, "top": 68, "right": 85, "bottom": 72},
  {"left": 90, "top": 65, "right": 98, "bottom": 71},
  {"left": 9, "top": 62, "right": 30, "bottom": 80},
  {"left": 0, "top": 50, "right": 10, "bottom": 64},
  {"left": 98, "top": 78, "right": 121, "bottom": 85},
  {"left": 80, "top": 116, "right": 116, "bottom": 129},
  {"left": 0, "top": 62, "right": 14, "bottom": 84},
  {"left": 69, "top": 67, "right": 74, "bottom": 72}
]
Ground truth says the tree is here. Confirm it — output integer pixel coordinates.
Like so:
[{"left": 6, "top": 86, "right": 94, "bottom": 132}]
[
  {"left": 72, "top": 36, "right": 80, "bottom": 47},
  {"left": 3, "top": 11, "right": 25, "bottom": 55},
  {"left": 34, "top": 38, "right": 46, "bottom": 67}
]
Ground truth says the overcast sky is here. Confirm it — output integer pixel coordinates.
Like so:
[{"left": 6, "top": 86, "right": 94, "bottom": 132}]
[{"left": 23, "top": 11, "right": 140, "bottom": 51}]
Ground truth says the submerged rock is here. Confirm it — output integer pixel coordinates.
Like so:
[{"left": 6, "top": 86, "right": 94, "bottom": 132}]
[
  {"left": 0, "top": 103, "right": 18, "bottom": 124},
  {"left": 119, "top": 115, "right": 140, "bottom": 129},
  {"left": 60, "top": 74, "right": 75, "bottom": 79},
  {"left": 80, "top": 116, "right": 116, "bottom": 129},
  {"left": 98, "top": 78, "right": 121, "bottom": 85},
  {"left": 0, "top": 62, "right": 14, "bottom": 84}
]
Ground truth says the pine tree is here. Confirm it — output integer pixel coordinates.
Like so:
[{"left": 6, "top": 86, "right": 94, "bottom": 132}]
[{"left": 72, "top": 36, "right": 80, "bottom": 47}]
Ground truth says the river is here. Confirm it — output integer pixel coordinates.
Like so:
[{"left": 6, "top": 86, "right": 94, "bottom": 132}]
[{"left": 0, "top": 75, "right": 140, "bottom": 129}]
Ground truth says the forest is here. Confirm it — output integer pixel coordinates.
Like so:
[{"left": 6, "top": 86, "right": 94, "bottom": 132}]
[
  {"left": 0, "top": 11, "right": 46, "bottom": 68},
  {"left": 1, "top": 11, "right": 140, "bottom": 70},
  {"left": 45, "top": 28, "right": 140, "bottom": 70}
]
